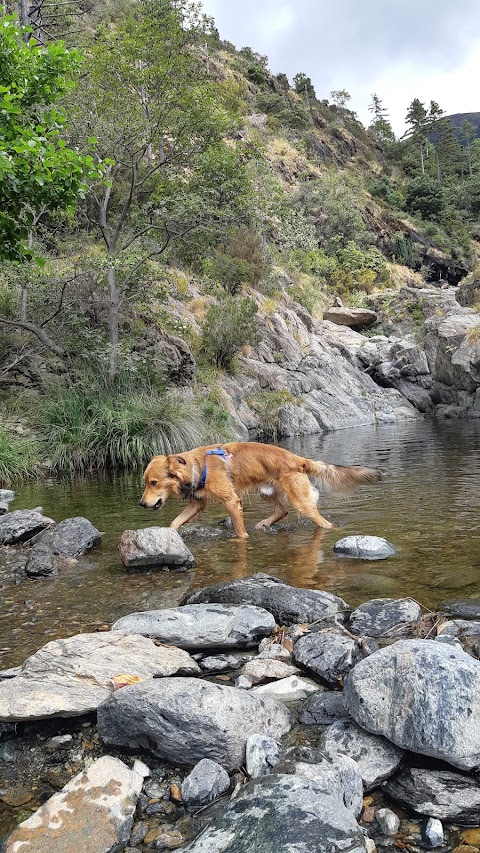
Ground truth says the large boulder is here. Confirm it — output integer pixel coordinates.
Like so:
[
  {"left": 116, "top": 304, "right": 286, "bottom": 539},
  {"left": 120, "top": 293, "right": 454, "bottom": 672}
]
[
  {"left": 112, "top": 604, "right": 276, "bottom": 650},
  {"left": 2, "top": 756, "right": 145, "bottom": 853},
  {"left": 321, "top": 720, "right": 404, "bottom": 789},
  {"left": 384, "top": 766, "right": 480, "bottom": 825},
  {"left": 0, "top": 632, "right": 199, "bottom": 722},
  {"left": 293, "top": 630, "right": 369, "bottom": 686},
  {"left": 349, "top": 598, "right": 421, "bottom": 638},
  {"left": 119, "top": 527, "right": 195, "bottom": 570},
  {"left": 0, "top": 509, "right": 54, "bottom": 545},
  {"left": 344, "top": 639, "right": 480, "bottom": 770},
  {"left": 97, "top": 677, "right": 291, "bottom": 771},
  {"left": 184, "top": 573, "right": 349, "bottom": 625},
  {"left": 323, "top": 307, "right": 378, "bottom": 328},
  {"left": 40, "top": 516, "right": 101, "bottom": 558},
  {"left": 180, "top": 773, "right": 367, "bottom": 852},
  {"left": 334, "top": 536, "right": 397, "bottom": 560}
]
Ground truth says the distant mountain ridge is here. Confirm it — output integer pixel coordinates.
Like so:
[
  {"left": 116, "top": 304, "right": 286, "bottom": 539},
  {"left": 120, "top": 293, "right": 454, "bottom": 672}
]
[{"left": 446, "top": 112, "right": 480, "bottom": 141}]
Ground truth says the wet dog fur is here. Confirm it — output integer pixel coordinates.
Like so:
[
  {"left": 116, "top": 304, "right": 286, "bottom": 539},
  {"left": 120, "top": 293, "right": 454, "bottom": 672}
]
[{"left": 140, "top": 441, "right": 381, "bottom": 539}]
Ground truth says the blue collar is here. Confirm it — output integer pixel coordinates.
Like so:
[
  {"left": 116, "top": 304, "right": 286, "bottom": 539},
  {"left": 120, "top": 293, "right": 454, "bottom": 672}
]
[{"left": 198, "top": 448, "right": 230, "bottom": 490}]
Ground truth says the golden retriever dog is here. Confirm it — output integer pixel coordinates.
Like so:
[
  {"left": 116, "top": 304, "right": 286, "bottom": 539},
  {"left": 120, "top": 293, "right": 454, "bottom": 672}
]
[{"left": 140, "top": 441, "right": 380, "bottom": 539}]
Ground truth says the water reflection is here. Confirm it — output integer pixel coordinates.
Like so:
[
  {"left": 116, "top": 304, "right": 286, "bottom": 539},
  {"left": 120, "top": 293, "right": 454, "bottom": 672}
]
[{"left": 0, "top": 420, "right": 479, "bottom": 668}]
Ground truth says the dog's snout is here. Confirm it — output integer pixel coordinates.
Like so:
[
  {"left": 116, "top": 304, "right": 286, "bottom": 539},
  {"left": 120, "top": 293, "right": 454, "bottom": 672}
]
[{"left": 139, "top": 499, "right": 146, "bottom": 508}]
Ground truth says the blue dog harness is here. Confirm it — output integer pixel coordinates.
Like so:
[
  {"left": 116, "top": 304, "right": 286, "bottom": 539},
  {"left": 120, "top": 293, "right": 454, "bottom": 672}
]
[{"left": 197, "top": 447, "right": 231, "bottom": 490}]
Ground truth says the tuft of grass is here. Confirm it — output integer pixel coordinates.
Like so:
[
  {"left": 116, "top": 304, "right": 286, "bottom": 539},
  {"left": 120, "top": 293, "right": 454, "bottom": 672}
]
[
  {"left": 248, "top": 390, "right": 296, "bottom": 441},
  {"left": 0, "top": 427, "right": 40, "bottom": 485},
  {"left": 35, "top": 389, "right": 208, "bottom": 474}
]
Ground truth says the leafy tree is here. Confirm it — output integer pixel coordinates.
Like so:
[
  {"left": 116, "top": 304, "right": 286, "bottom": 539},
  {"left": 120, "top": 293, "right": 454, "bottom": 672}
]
[
  {"left": 368, "top": 93, "right": 395, "bottom": 144},
  {"left": 330, "top": 89, "right": 351, "bottom": 110},
  {"left": 405, "top": 175, "right": 445, "bottom": 220},
  {"left": 200, "top": 296, "right": 258, "bottom": 370},
  {"left": 293, "top": 73, "right": 316, "bottom": 105}
]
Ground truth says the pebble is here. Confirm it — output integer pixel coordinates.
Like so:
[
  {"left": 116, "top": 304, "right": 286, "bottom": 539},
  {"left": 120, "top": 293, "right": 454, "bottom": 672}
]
[
  {"left": 153, "top": 827, "right": 186, "bottom": 850},
  {"left": 375, "top": 807, "right": 400, "bottom": 836},
  {"left": 235, "top": 674, "right": 252, "bottom": 689},
  {"left": 45, "top": 734, "right": 73, "bottom": 752},
  {"left": 422, "top": 817, "right": 444, "bottom": 848},
  {"left": 129, "top": 821, "right": 149, "bottom": 845}
]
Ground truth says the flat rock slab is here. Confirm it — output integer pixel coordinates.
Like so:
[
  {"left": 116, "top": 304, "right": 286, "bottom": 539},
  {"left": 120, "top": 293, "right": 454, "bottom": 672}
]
[
  {"left": 443, "top": 600, "right": 480, "bottom": 619},
  {"left": 98, "top": 677, "right": 291, "bottom": 771},
  {"left": 322, "top": 720, "right": 404, "bottom": 790},
  {"left": 112, "top": 604, "right": 276, "bottom": 650},
  {"left": 344, "top": 639, "right": 480, "bottom": 770},
  {"left": 199, "top": 653, "right": 254, "bottom": 673},
  {"left": 298, "top": 691, "right": 350, "bottom": 726},
  {"left": 293, "top": 630, "right": 369, "bottom": 686},
  {"left": 181, "top": 773, "right": 367, "bottom": 852},
  {"left": 241, "top": 658, "right": 299, "bottom": 685},
  {"left": 0, "top": 632, "right": 199, "bottom": 722},
  {"left": 384, "top": 766, "right": 480, "bottom": 825},
  {"left": 334, "top": 536, "right": 397, "bottom": 560},
  {"left": 251, "top": 675, "right": 323, "bottom": 704},
  {"left": 0, "top": 510, "right": 55, "bottom": 545},
  {"left": 349, "top": 598, "right": 421, "bottom": 638},
  {"left": 119, "top": 527, "right": 195, "bottom": 570},
  {"left": 184, "top": 572, "right": 349, "bottom": 625},
  {"left": 323, "top": 307, "right": 378, "bottom": 328},
  {"left": 3, "top": 756, "right": 144, "bottom": 853},
  {"left": 295, "top": 755, "right": 364, "bottom": 819}
]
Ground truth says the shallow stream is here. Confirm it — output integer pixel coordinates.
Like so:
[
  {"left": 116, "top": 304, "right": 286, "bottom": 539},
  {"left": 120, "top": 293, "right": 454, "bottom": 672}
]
[{"left": 1, "top": 420, "right": 479, "bottom": 671}]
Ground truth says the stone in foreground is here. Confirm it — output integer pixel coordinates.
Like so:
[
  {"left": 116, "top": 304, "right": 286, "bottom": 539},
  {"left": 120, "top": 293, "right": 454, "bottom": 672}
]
[
  {"left": 3, "top": 756, "right": 144, "bottom": 853},
  {"left": 322, "top": 720, "right": 404, "bottom": 790},
  {"left": 421, "top": 818, "right": 444, "bottom": 848},
  {"left": 112, "top": 604, "right": 275, "bottom": 650},
  {"left": 334, "top": 536, "right": 396, "bottom": 560},
  {"left": 181, "top": 774, "right": 366, "bottom": 852},
  {"left": 97, "top": 677, "right": 291, "bottom": 772},
  {"left": 293, "top": 629, "right": 368, "bottom": 686},
  {"left": 0, "top": 632, "right": 199, "bottom": 722},
  {"left": 384, "top": 766, "right": 480, "bottom": 825},
  {"left": 0, "top": 509, "right": 55, "bottom": 545},
  {"left": 344, "top": 639, "right": 480, "bottom": 770},
  {"left": 181, "top": 759, "right": 230, "bottom": 807},
  {"left": 295, "top": 754, "right": 364, "bottom": 819},
  {"left": 184, "top": 572, "right": 349, "bottom": 626},
  {"left": 119, "top": 527, "right": 195, "bottom": 570},
  {"left": 376, "top": 808, "right": 400, "bottom": 836},
  {"left": 349, "top": 598, "right": 421, "bottom": 638}
]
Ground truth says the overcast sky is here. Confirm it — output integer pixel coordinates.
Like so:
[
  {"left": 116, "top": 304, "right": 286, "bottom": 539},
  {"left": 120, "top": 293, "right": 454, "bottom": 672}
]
[{"left": 201, "top": 0, "right": 480, "bottom": 135}]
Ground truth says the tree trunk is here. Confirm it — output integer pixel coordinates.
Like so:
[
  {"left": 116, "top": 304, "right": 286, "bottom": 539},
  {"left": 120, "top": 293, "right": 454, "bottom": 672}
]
[
  {"left": 107, "top": 264, "right": 120, "bottom": 384},
  {"left": 467, "top": 142, "right": 473, "bottom": 178},
  {"left": 20, "top": 283, "right": 28, "bottom": 323},
  {"left": 420, "top": 143, "right": 425, "bottom": 174}
]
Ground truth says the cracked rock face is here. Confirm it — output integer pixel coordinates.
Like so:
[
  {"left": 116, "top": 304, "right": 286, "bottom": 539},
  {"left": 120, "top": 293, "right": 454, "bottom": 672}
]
[
  {"left": 384, "top": 766, "right": 480, "bottom": 825},
  {"left": 112, "top": 604, "right": 276, "bottom": 650},
  {"left": 344, "top": 639, "right": 480, "bottom": 770}
]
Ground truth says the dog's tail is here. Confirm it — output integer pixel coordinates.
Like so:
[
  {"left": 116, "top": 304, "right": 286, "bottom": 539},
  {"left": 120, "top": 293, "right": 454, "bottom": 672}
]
[{"left": 303, "top": 458, "right": 382, "bottom": 492}]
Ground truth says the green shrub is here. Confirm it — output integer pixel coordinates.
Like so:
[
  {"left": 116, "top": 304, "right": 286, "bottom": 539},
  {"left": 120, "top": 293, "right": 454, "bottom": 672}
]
[
  {"left": 391, "top": 232, "right": 415, "bottom": 267},
  {"left": 405, "top": 176, "right": 446, "bottom": 220},
  {"left": 200, "top": 296, "right": 258, "bottom": 370},
  {"left": 35, "top": 389, "right": 207, "bottom": 473},
  {"left": 0, "top": 427, "right": 40, "bottom": 484},
  {"left": 248, "top": 390, "right": 295, "bottom": 442}
]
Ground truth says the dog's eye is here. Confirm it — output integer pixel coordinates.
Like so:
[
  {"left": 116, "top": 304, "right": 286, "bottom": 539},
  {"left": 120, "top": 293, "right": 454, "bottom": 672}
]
[{"left": 150, "top": 480, "right": 158, "bottom": 487}]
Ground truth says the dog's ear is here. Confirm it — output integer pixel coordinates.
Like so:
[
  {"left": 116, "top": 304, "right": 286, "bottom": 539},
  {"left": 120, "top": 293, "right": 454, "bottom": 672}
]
[
  {"left": 166, "top": 454, "right": 188, "bottom": 478},
  {"left": 174, "top": 456, "right": 187, "bottom": 465}
]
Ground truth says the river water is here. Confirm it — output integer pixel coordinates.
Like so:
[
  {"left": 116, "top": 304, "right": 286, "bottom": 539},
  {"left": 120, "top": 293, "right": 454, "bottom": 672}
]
[{"left": 1, "top": 420, "right": 479, "bottom": 670}]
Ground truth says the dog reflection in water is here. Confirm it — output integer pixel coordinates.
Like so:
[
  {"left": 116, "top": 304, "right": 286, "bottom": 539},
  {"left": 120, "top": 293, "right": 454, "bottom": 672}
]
[{"left": 140, "top": 441, "right": 380, "bottom": 540}]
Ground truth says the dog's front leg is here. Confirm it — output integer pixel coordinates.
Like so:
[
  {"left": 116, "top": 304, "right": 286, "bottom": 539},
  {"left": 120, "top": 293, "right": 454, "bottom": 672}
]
[
  {"left": 224, "top": 496, "right": 248, "bottom": 539},
  {"left": 170, "top": 499, "right": 206, "bottom": 531}
]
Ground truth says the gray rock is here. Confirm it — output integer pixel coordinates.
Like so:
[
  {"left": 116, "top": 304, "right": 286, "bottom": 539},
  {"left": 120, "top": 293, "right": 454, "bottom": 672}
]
[
  {"left": 349, "top": 598, "right": 421, "bottom": 638},
  {"left": 293, "top": 629, "right": 368, "bottom": 686},
  {"left": 245, "top": 734, "right": 280, "bottom": 778},
  {"left": 375, "top": 807, "right": 400, "bottom": 836},
  {"left": 257, "top": 644, "right": 292, "bottom": 663},
  {"left": 181, "top": 758, "right": 230, "bottom": 807},
  {"left": 323, "top": 307, "right": 378, "bottom": 328},
  {"left": 334, "top": 536, "right": 397, "bottom": 560},
  {"left": 180, "top": 774, "right": 367, "bottom": 852},
  {"left": 0, "top": 490, "right": 14, "bottom": 514},
  {"left": 0, "top": 631, "right": 200, "bottom": 722},
  {"left": 384, "top": 766, "right": 480, "bottom": 824},
  {"left": 443, "top": 599, "right": 480, "bottom": 619},
  {"left": 344, "top": 639, "right": 480, "bottom": 770},
  {"left": 235, "top": 674, "right": 253, "bottom": 689},
  {"left": 199, "top": 653, "right": 254, "bottom": 674},
  {"left": 422, "top": 817, "right": 444, "bottom": 848},
  {"left": 97, "top": 677, "right": 291, "bottom": 772},
  {"left": 3, "top": 756, "right": 144, "bottom": 853},
  {"left": 36, "top": 516, "right": 102, "bottom": 558},
  {"left": 251, "top": 675, "right": 323, "bottom": 703},
  {"left": 298, "top": 690, "right": 350, "bottom": 725},
  {"left": 433, "top": 634, "right": 463, "bottom": 648},
  {"left": 241, "top": 658, "right": 300, "bottom": 685},
  {"left": 118, "top": 527, "right": 195, "bottom": 570},
  {"left": 295, "top": 754, "right": 364, "bottom": 818},
  {"left": 0, "top": 509, "right": 54, "bottom": 545},
  {"left": 112, "top": 604, "right": 275, "bottom": 650},
  {"left": 184, "top": 572, "right": 349, "bottom": 626},
  {"left": 438, "top": 619, "right": 480, "bottom": 638},
  {"left": 25, "top": 541, "right": 59, "bottom": 577},
  {"left": 322, "top": 720, "right": 404, "bottom": 790}
]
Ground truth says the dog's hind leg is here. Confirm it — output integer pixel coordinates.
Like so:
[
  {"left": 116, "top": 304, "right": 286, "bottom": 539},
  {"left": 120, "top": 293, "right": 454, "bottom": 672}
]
[
  {"left": 256, "top": 493, "right": 288, "bottom": 529},
  {"left": 281, "top": 473, "right": 333, "bottom": 529},
  {"left": 170, "top": 499, "right": 206, "bottom": 531}
]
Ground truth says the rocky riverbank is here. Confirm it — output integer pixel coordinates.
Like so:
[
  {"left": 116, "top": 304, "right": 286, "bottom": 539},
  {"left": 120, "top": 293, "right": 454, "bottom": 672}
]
[{"left": 3, "top": 568, "right": 480, "bottom": 852}]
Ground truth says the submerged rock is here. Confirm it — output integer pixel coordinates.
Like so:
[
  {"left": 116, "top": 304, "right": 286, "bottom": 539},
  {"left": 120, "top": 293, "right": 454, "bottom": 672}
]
[
  {"left": 97, "top": 677, "right": 291, "bottom": 771},
  {"left": 322, "top": 720, "right": 404, "bottom": 790},
  {"left": 344, "top": 639, "right": 480, "bottom": 770},
  {"left": 181, "top": 758, "right": 230, "bottom": 807},
  {"left": 112, "top": 604, "right": 275, "bottom": 650},
  {"left": 334, "top": 536, "right": 397, "bottom": 560},
  {"left": 183, "top": 572, "right": 349, "bottom": 625},
  {"left": 0, "top": 631, "right": 199, "bottom": 722},
  {"left": 349, "top": 598, "right": 421, "bottom": 637},
  {"left": 118, "top": 527, "right": 195, "bottom": 570},
  {"left": 3, "top": 756, "right": 144, "bottom": 853},
  {"left": 293, "top": 629, "right": 368, "bottom": 686},
  {"left": 384, "top": 766, "right": 480, "bottom": 825},
  {"left": 180, "top": 773, "right": 367, "bottom": 852},
  {"left": 0, "top": 509, "right": 54, "bottom": 545}
]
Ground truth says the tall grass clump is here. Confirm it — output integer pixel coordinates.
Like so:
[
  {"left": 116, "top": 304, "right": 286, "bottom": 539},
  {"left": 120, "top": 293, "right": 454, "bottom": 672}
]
[
  {"left": 35, "top": 389, "right": 208, "bottom": 473},
  {"left": 0, "top": 427, "right": 40, "bottom": 484}
]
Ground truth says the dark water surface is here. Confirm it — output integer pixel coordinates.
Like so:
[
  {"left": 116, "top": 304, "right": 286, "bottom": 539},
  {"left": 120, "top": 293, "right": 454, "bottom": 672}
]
[{"left": 1, "top": 420, "right": 479, "bottom": 669}]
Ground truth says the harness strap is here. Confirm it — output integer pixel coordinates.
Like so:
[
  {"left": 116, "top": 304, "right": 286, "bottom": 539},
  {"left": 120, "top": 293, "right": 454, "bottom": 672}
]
[{"left": 197, "top": 447, "right": 231, "bottom": 490}]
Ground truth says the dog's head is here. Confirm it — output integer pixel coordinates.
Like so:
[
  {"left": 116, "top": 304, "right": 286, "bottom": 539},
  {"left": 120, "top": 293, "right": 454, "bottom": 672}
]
[{"left": 140, "top": 454, "right": 191, "bottom": 509}]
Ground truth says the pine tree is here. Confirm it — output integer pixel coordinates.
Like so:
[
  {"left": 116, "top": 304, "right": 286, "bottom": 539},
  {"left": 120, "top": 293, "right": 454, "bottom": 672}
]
[
  {"left": 404, "top": 99, "right": 429, "bottom": 173},
  {"left": 368, "top": 93, "right": 395, "bottom": 143},
  {"left": 462, "top": 119, "right": 478, "bottom": 177}
]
